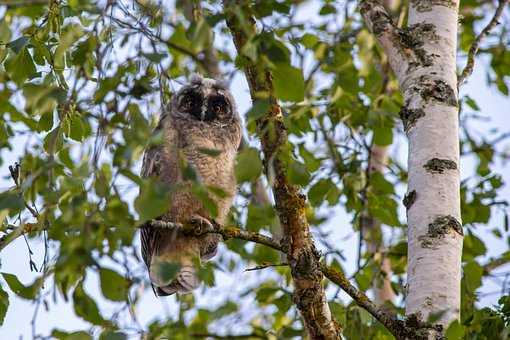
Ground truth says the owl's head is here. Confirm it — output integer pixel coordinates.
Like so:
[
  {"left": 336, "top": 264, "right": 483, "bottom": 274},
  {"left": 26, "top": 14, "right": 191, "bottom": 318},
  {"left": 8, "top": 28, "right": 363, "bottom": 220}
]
[{"left": 170, "top": 74, "right": 239, "bottom": 125}]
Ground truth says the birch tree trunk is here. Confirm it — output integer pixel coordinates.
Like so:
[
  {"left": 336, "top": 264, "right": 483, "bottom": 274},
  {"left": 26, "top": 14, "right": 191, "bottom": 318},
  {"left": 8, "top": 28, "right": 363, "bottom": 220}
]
[{"left": 361, "top": 0, "right": 463, "bottom": 329}]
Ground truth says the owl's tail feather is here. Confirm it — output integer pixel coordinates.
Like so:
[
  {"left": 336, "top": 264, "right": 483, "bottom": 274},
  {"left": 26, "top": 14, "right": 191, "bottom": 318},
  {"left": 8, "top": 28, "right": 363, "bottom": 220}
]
[{"left": 156, "top": 264, "right": 200, "bottom": 296}]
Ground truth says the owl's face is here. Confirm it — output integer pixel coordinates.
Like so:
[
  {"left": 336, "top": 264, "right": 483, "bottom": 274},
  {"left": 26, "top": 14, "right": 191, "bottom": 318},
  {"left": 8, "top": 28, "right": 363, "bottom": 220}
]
[{"left": 171, "top": 76, "right": 238, "bottom": 125}]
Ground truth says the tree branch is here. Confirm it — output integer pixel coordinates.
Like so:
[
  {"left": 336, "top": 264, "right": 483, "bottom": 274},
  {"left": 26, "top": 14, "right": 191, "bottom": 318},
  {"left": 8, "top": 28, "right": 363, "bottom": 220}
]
[
  {"left": 483, "top": 252, "right": 510, "bottom": 274},
  {"left": 149, "top": 220, "right": 282, "bottom": 252},
  {"left": 319, "top": 263, "right": 437, "bottom": 339},
  {"left": 359, "top": 0, "right": 408, "bottom": 80},
  {"left": 458, "top": 0, "right": 509, "bottom": 86},
  {"left": 222, "top": 2, "right": 342, "bottom": 338},
  {"left": 151, "top": 217, "right": 429, "bottom": 339}
]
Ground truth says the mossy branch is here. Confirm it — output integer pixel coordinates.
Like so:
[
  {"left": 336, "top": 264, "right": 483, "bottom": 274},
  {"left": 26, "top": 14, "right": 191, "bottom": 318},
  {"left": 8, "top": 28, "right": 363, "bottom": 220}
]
[{"left": 222, "top": 1, "right": 342, "bottom": 338}]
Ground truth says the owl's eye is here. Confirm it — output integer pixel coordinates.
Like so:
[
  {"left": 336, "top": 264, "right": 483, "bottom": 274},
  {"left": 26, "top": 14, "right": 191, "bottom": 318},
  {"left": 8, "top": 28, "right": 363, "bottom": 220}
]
[
  {"left": 205, "top": 95, "right": 229, "bottom": 121},
  {"left": 179, "top": 89, "right": 203, "bottom": 119}
]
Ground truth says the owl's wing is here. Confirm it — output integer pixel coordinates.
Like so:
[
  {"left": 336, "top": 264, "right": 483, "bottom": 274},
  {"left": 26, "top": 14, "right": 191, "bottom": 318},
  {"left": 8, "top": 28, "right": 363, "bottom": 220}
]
[
  {"left": 139, "top": 117, "right": 173, "bottom": 270},
  {"left": 140, "top": 145, "right": 164, "bottom": 269}
]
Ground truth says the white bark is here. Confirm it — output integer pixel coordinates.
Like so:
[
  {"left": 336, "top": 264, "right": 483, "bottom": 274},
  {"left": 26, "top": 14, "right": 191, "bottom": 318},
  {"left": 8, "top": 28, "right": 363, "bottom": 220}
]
[
  {"left": 404, "top": 0, "right": 462, "bottom": 326},
  {"left": 362, "top": 0, "right": 463, "bottom": 329}
]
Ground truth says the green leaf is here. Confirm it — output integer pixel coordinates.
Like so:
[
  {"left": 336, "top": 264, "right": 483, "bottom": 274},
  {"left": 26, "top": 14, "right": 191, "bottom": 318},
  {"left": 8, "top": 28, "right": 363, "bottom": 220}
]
[
  {"left": 246, "top": 203, "right": 277, "bottom": 232},
  {"left": 464, "top": 95, "right": 480, "bottom": 111},
  {"left": 0, "top": 284, "right": 9, "bottom": 326},
  {"left": 308, "top": 179, "right": 336, "bottom": 206},
  {"left": 301, "top": 33, "right": 319, "bottom": 49},
  {"left": 0, "top": 192, "right": 24, "bottom": 212},
  {"left": 99, "top": 268, "right": 129, "bottom": 302},
  {"left": 192, "top": 185, "right": 218, "bottom": 218},
  {"left": 463, "top": 261, "right": 483, "bottom": 291},
  {"left": 99, "top": 330, "right": 127, "bottom": 340},
  {"left": 52, "top": 330, "right": 92, "bottom": 340},
  {"left": 72, "top": 283, "right": 108, "bottom": 326},
  {"left": 168, "top": 24, "right": 193, "bottom": 53},
  {"left": 43, "top": 126, "right": 64, "bottom": 155},
  {"left": 54, "top": 24, "right": 84, "bottom": 69},
  {"left": 151, "top": 260, "right": 180, "bottom": 284},
  {"left": 23, "top": 84, "right": 67, "bottom": 116},
  {"left": 288, "top": 160, "right": 310, "bottom": 186},
  {"left": 196, "top": 262, "right": 215, "bottom": 287},
  {"left": 235, "top": 147, "right": 263, "bottom": 182},
  {"left": 187, "top": 18, "right": 213, "bottom": 52},
  {"left": 370, "top": 172, "right": 394, "bottom": 195},
  {"left": 272, "top": 63, "right": 305, "bottom": 102},
  {"left": 246, "top": 99, "right": 270, "bottom": 122},
  {"left": 373, "top": 125, "right": 393, "bottom": 146},
  {"left": 5, "top": 47, "right": 37, "bottom": 85},
  {"left": 446, "top": 320, "right": 465, "bottom": 340},
  {"left": 68, "top": 113, "right": 85, "bottom": 141},
  {"left": 38, "top": 111, "right": 54, "bottom": 132},
  {"left": 211, "top": 300, "right": 238, "bottom": 319},
  {"left": 197, "top": 147, "right": 222, "bottom": 157},
  {"left": 6, "top": 36, "right": 29, "bottom": 54},
  {"left": 1, "top": 273, "right": 42, "bottom": 300},
  {"left": 143, "top": 52, "right": 167, "bottom": 63},
  {"left": 134, "top": 179, "right": 171, "bottom": 223}
]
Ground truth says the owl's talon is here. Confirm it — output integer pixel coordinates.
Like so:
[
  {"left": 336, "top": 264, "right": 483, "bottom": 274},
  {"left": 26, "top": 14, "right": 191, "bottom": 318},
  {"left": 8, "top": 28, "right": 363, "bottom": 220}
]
[{"left": 190, "top": 215, "right": 214, "bottom": 235}]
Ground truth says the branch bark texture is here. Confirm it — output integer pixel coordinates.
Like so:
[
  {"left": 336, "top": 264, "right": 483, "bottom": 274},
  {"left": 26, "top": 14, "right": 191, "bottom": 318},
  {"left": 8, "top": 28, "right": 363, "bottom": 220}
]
[
  {"left": 361, "top": 0, "right": 463, "bottom": 329},
  {"left": 223, "top": 2, "right": 341, "bottom": 338}
]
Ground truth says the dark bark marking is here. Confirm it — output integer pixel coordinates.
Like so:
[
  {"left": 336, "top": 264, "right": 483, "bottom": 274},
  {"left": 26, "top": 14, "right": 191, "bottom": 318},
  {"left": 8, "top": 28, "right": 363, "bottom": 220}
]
[
  {"left": 414, "top": 76, "right": 458, "bottom": 107},
  {"left": 428, "top": 215, "right": 463, "bottom": 237},
  {"left": 400, "top": 106, "right": 425, "bottom": 133},
  {"left": 398, "top": 23, "right": 439, "bottom": 68},
  {"left": 420, "top": 215, "right": 463, "bottom": 248},
  {"left": 410, "top": 0, "right": 457, "bottom": 12},
  {"left": 403, "top": 190, "right": 417, "bottom": 209},
  {"left": 360, "top": 1, "right": 395, "bottom": 37},
  {"left": 423, "top": 158, "right": 457, "bottom": 174}
]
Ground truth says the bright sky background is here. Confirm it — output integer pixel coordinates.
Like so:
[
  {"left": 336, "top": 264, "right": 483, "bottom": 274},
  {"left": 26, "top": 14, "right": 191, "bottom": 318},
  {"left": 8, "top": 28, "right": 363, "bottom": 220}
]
[{"left": 0, "top": 2, "right": 509, "bottom": 339}]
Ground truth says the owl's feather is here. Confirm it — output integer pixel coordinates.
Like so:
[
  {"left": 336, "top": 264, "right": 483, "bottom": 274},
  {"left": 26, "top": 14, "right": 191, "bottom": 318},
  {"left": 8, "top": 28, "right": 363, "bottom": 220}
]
[{"left": 140, "top": 76, "right": 241, "bottom": 296}]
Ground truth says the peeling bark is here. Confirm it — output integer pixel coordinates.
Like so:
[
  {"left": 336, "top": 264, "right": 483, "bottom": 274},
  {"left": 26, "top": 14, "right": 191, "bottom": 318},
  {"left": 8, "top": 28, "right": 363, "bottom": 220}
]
[{"left": 362, "top": 0, "right": 463, "bottom": 330}]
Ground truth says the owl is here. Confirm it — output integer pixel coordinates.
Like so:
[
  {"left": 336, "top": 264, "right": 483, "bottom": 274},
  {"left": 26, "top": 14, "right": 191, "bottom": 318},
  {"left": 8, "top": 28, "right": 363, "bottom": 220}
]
[{"left": 140, "top": 75, "right": 242, "bottom": 296}]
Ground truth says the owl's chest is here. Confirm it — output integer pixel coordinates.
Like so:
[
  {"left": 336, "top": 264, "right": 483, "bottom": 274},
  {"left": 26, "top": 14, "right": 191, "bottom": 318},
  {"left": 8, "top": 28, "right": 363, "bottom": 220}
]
[{"left": 179, "top": 135, "right": 235, "bottom": 187}]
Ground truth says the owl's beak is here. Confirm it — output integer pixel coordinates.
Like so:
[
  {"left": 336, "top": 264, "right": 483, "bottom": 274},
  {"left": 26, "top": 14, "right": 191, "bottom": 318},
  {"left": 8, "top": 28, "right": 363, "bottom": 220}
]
[{"left": 200, "top": 109, "right": 206, "bottom": 121}]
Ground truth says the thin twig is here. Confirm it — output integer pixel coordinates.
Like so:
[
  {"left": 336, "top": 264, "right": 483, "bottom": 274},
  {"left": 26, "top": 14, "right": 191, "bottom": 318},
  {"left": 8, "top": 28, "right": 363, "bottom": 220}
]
[
  {"left": 148, "top": 220, "right": 283, "bottom": 252},
  {"left": 244, "top": 263, "right": 288, "bottom": 272},
  {"left": 458, "top": 0, "right": 509, "bottom": 85}
]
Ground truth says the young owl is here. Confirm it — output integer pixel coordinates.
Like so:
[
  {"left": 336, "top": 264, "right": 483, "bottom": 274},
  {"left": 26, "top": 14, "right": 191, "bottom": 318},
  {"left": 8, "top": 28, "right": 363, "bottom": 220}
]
[{"left": 140, "top": 75, "right": 242, "bottom": 296}]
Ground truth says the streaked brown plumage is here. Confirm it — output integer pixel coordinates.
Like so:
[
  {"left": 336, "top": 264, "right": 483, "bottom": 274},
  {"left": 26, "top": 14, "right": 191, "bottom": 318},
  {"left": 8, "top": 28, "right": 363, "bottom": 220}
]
[{"left": 140, "top": 75, "right": 241, "bottom": 296}]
